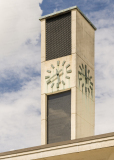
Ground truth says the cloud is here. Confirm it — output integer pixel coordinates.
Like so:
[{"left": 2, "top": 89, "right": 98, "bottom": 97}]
[
  {"left": 0, "top": 78, "right": 41, "bottom": 152},
  {"left": 87, "top": 3, "right": 114, "bottom": 135},
  {"left": 0, "top": 44, "right": 41, "bottom": 83},
  {"left": 0, "top": 0, "right": 43, "bottom": 152},
  {"left": 0, "top": 0, "right": 42, "bottom": 57}
]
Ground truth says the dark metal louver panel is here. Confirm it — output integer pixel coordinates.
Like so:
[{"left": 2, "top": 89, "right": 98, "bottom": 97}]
[
  {"left": 46, "top": 12, "right": 71, "bottom": 61},
  {"left": 47, "top": 90, "right": 71, "bottom": 144}
]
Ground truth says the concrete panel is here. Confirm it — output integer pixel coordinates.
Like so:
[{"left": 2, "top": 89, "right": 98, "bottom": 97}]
[
  {"left": 71, "top": 9, "right": 76, "bottom": 54},
  {"left": 76, "top": 53, "right": 95, "bottom": 138},
  {"left": 76, "top": 10, "right": 95, "bottom": 66},
  {"left": 41, "top": 19, "right": 46, "bottom": 63},
  {"left": 71, "top": 87, "right": 76, "bottom": 139},
  {"left": 41, "top": 94, "right": 47, "bottom": 120},
  {"left": 71, "top": 113, "right": 76, "bottom": 140},
  {"left": 76, "top": 55, "right": 95, "bottom": 101},
  {"left": 76, "top": 114, "right": 94, "bottom": 138},
  {"left": 76, "top": 88, "right": 95, "bottom": 126},
  {"left": 41, "top": 119, "right": 47, "bottom": 145},
  {"left": 41, "top": 55, "right": 76, "bottom": 95}
]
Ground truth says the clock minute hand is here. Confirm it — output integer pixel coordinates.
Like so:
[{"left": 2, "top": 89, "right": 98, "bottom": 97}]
[
  {"left": 46, "top": 69, "right": 62, "bottom": 84},
  {"left": 56, "top": 69, "right": 60, "bottom": 83}
]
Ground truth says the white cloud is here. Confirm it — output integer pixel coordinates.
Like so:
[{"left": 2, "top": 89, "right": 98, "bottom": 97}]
[
  {"left": 0, "top": 78, "right": 41, "bottom": 152},
  {"left": 0, "top": 0, "right": 42, "bottom": 152},
  {"left": 0, "top": 0, "right": 42, "bottom": 57},
  {"left": 87, "top": 4, "right": 114, "bottom": 135},
  {"left": 0, "top": 44, "right": 41, "bottom": 81}
]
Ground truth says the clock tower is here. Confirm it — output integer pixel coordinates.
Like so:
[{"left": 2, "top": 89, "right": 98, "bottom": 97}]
[{"left": 39, "top": 6, "right": 96, "bottom": 145}]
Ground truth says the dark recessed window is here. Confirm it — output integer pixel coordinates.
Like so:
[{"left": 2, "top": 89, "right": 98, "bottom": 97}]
[
  {"left": 47, "top": 90, "right": 71, "bottom": 144},
  {"left": 46, "top": 12, "right": 71, "bottom": 61}
]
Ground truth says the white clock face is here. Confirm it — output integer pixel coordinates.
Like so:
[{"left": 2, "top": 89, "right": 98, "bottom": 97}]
[{"left": 45, "top": 60, "right": 72, "bottom": 93}]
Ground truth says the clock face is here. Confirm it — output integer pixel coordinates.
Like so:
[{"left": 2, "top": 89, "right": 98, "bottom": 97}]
[
  {"left": 78, "top": 63, "right": 93, "bottom": 97},
  {"left": 45, "top": 60, "right": 72, "bottom": 93}
]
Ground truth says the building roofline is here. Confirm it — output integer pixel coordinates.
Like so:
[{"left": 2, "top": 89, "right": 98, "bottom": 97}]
[
  {"left": 0, "top": 132, "right": 114, "bottom": 157},
  {"left": 39, "top": 6, "right": 97, "bottom": 30}
]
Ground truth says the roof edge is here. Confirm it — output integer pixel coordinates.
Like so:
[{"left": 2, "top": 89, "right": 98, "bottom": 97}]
[
  {"left": 39, "top": 6, "right": 97, "bottom": 30},
  {"left": 0, "top": 132, "right": 114, "bottom": 157}
]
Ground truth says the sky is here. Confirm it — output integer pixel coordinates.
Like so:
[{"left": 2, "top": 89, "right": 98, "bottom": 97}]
[{"left": 0, "top": 0, "right": 114, "bottom": 153}]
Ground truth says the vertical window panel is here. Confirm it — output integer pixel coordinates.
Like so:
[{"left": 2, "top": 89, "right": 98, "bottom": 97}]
[
  {"left": 47, "top": 90, "right": 71, "bottom": 144},
  {"left": 46, "top": 12, "right": 71, "bottom": 61}
]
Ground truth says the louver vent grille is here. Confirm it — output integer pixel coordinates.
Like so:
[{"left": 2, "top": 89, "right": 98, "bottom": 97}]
[
  {"left": 47, "top": 90, "right": 71, "bottom": 144},
  {"left": 46, "top": 12, "right": 71, "bottom": 61}
]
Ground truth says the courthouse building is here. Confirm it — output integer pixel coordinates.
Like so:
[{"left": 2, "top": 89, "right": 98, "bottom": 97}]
[{"left": 0, "top": 6, "right": 114, "bottom": 160}]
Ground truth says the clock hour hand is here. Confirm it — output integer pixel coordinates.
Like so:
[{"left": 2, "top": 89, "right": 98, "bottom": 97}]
[
  {"left": 57, "top": 76, "right": 60, "bottom": 83},
  {"left": 46, "top": 69, "right": 62, "bottom": 84}
]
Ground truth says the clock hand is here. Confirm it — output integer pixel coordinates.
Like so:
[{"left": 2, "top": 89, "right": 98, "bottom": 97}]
[
  {"left": 57, "top": 76, "right": 60, "bottom": 83},
  {"left": 47, "top": 69, "right": 62, "bottom": 84},
  {"left": 56, "top": 69, "right": 60, "bottom": 83},
  {"left": 79, "top": 71, "right": 90, "bottom": 80},
  {"left": 56, "top": 69, "right": 59, "bottom": 75},
  {"left": 49, "top": 69, "right": 62, "bottom": 80}
]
